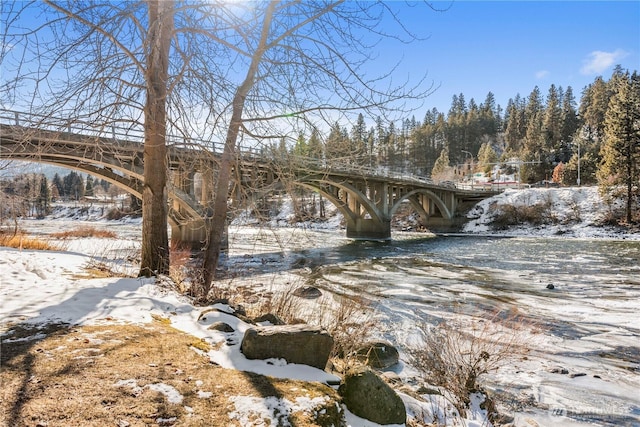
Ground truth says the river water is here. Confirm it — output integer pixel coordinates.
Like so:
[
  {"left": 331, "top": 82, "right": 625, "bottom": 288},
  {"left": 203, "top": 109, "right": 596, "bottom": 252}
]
[{"left": 226, "top": 226, "right": 640, "bottom": 426}]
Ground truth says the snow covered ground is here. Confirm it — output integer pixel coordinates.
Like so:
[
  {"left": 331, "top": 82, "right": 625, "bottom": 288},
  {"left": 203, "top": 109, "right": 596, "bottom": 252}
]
[
  {"left": 0, "top": 234, "right": 489, "bottom": 426},
  {"left": 463, "top": 186, "right": 639, "bottom": 240},
  {"left": 2, "top": 186, "right": 639, "bottom": 426}
]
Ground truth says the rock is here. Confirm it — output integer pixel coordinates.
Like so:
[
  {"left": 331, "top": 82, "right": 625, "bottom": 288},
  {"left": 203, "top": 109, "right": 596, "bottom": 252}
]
[
  {"left": 240, "top": 325, "right": 333, "bottom": 369},
  {"left": 569, "top": 372, "right": 587, "bottom": 378},
  {"left": 338, "top": 366, "right": 406, "bottom": 425},
  {"left": 253, "top": 313, "right": 285, "bottom": 325},
  {"left": 546, "top": 283, "right": 555, "bottom": 289},
  {"left": 380, "top": 371, "right": 402, "bottom": 384},
  {"left": 416, "top": 385, "right": 441, "bottom": 395},
  {"left": 293, "top": 286, "right": 322, "bottom": 299},
  {"left": 356, "top": 340, "right": 400, "bottom": 369},
  {"left": 549, "top": 367, "right": 569, "bottom": 374},
  {"left": 198, "top": 307, "right": 254, "bottom": 325},
  {"left": 233, "top": 304, "right": 247, "bottom": 316},
  {"left": 207, "top": 322, "right": 234, "bottom": 332}
]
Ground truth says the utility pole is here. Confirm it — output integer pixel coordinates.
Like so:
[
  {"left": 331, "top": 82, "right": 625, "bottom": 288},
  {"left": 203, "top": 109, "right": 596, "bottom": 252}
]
[{"left": 577, "top": 142, "right": 581, "bottom": 187}]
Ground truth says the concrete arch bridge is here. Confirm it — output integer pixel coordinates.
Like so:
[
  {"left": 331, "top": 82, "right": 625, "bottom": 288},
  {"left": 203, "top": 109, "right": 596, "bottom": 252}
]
[{"left": 0, "top": 109, "right": 499, "bottom": 249}]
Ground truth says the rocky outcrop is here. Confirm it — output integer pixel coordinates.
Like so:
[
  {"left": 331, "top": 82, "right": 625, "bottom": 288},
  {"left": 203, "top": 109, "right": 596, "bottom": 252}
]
[
  {"left": 293, "top": 286, "right": 322, "bottom": 299},
  {"left": 207, "top": 321, "right": 234, "bottom": 332},
  {"left": 252, "top": 313, "right": 285, "bottom": 325},
  {"left": 338, "top": 366, "right": 406, "bottom": 425},
  {"left": 356, "top": 340, "right": 400, "bottom": 369},
  {"left": 240, "top": 324, "right": 333, "bottom": 369}
]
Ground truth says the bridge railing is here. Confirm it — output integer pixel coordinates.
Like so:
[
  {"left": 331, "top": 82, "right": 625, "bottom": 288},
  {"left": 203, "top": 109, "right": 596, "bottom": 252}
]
[
  {"left": 0, "top": 108, "right": 147, "bottom": 144},
  {"left": 263, "top": 152, "right": 451, "bottom": 189},
  {"left": 0, "top": 108, "right": 260, "bottom": 154}
]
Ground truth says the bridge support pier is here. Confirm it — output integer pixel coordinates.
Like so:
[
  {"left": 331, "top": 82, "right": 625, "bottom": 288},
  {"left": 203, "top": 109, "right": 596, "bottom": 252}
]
[
  {"left": 170, "top": 220, "right": 228, "bottom": 251},
  {"left": 346, "top": 218, "right": 391, "bottom": 240}
]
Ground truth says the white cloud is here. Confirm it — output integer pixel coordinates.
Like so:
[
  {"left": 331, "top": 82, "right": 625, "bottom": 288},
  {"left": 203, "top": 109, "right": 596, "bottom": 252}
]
[
  {"left": 535, "top": 70, "right": 550, "bottom": 79},
  {"left": 580, "top": 49, "right": 628, "bottom": 75}
]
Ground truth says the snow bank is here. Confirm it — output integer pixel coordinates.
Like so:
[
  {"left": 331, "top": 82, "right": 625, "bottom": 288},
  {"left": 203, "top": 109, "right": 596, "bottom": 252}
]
[{"left": 463, "top": 186, "right": 639, "bottom": 239}]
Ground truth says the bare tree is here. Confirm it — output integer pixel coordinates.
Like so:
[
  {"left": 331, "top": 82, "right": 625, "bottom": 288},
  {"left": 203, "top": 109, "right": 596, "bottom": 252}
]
[
  {"left": 2, "top": 1, "right": 437, "bottom": 295},
  {"left": 1, "top": 0, "right": 176, "bottom": 276},
  {"left": 197, "top": 1, "right": 436, "bottom": 294}
]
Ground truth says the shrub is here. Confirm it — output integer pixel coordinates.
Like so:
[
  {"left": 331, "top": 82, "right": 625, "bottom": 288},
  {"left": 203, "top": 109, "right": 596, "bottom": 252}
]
[
  {"left": 408, "top": 310, "right": 535, "bottom": 418},
  {"left": 241, "top": 282, "right": 376, "bottom": 373},
  {"left": 490, "top": 199, "right": 556, "bottom": 230},
  {"left": 51, "top": 226, "right": 117, "bottom": 239},
  {"left": 168, "top": 241, "right": 196, "bottom": 293},
  {"left": 0, "top": 232, "right": 63, "bottom": 251}
]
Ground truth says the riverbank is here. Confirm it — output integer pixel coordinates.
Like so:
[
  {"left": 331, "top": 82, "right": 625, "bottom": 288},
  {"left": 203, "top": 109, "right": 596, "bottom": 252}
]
[{"left": 462, "top": 186, "right": 639, "bottom": 240}]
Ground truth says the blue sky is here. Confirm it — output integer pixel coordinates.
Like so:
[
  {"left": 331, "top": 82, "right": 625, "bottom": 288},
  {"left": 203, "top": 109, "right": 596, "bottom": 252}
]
[
  {"left": 379, "top": 1, "right": 640, "bottom": 115},
  {"left": 2, "top": 1, "right": 638, "bottom": 122}
]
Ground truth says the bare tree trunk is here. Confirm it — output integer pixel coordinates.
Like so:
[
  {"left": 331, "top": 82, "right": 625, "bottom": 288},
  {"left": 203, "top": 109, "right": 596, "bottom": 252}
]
[
  {"left": 626, "top": 139, "right": 632, "bottom": 224},
  {"left": 200, "top": 2, "right": 278, "bottom": 294},
  {"left": 139, "top": 0, "right": 173, "bottom": 277}
]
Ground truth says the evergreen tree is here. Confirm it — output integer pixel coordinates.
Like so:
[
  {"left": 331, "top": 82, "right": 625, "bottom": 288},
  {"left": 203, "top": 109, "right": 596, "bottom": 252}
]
[
  {"left": 375, "top": 116, "right": 387, "bottom": 166},
  {"left": 386, "top": 121, "right": 398, "bottom": 167},
  {"left": 479, "top": 91, "right": 499, "bottom": 136},
  {"left": 521, "top": 86, "right": 545, "bottom": 182},
  {"left": 580, "top": 76, "right": 611, "bottom": 142},
  {"left": 477, "top": 141, "right": 498, "bottom": 175},
  {"left": 431, "top": 146, "right": 453, "bottom": 181},
  {"left": 36, "top": 175, "right": 50, "bottom": 218},
  {"left": 52, "top": 173, "right": 64, "bottom": 198},
  {"left": 85, "top": 175, "right": 95, "bottom": 197},
  {"left": 598, "top": 70, "right": 640, "bottom": 223},
  {"left": 99, "top": 179, "right": 111, "bottom": 192},
  {"left": 291, "top": 132, "right": 309, "bottom": 157},
  {"left": 326, "top": 122, "right": 350, "bottom": 160},
  {"left": 351, "top": 113, "right": 367, "bottom": 156},
  {"left": 543, "top": 84, "right": 563, "bottom": 161},
  {"left": 504, "top": 94, "right": 526, "bottom": 153},
  {"left": 62, "top": 171, "right": 84, "bottom": 199},
  {"left": 560, "top": 86, "right": 580, "bottom": 161},
  {"left": 307, "top": 129, "right": 324, "bottom": 160}
]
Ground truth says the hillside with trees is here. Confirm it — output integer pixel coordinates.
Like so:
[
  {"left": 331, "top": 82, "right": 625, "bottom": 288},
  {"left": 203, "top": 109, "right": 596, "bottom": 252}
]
[
  {"left": 287, "top": 66, "right": 639, "bottom": 224},
  {"left": 0, "top": 171, "right": 133, "bottom": 224}
]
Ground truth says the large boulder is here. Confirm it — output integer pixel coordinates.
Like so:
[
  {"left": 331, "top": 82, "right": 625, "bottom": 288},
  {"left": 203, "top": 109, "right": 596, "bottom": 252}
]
[
  {"left": 338, "top": 366, "right": 406, "bottom": 425},
  {"left": 356, "top": 340, "right": 400, "bottom": 369},
  {"left": 240, "top": 325, "right": 333, "bottom": 369}
]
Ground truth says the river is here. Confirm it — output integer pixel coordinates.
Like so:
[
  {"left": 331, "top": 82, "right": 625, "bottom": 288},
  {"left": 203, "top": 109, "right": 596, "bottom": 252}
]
[{"left": 226, "top": 226, "right": 640, "bottom": 426}]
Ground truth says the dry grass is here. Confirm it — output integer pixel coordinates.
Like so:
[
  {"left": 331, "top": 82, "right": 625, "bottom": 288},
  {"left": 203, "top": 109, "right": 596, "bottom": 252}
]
[
  {"left": 241, "top": 282, "right": 376, "bottom": 374},
  {"left": 243, "top": 283, "right": 307, "bottom": 325},
  {"left": 50, "top": 226, "right": 118, "bottom": 239},
  {"left": 408, "top": 310, "right": 536, "bottom": 418},
  {"left": 168, "top": 241, "right": 201, "bottom": 294},
  {"left": 0, "top": 232, "right": 63, "bottom": 251},
  {"left": 0, "top": 321, "right": 343, "bottom": 427}
]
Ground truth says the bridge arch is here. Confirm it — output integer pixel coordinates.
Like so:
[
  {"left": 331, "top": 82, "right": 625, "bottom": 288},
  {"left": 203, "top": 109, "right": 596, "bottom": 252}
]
[
  {"left": 297, "top": 179, "right": 384, "bottom": 221},
  {"left": 2, "top": 155, "right": 205, "bottom": 241},
  {"left": 389, "top": 188, "right": 453, "bottom": 226}
]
